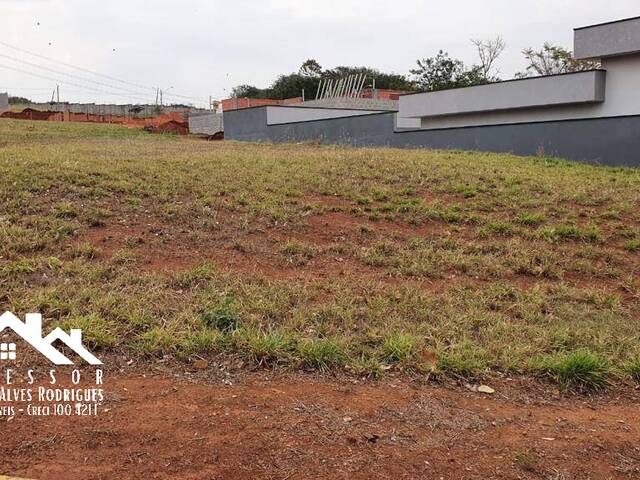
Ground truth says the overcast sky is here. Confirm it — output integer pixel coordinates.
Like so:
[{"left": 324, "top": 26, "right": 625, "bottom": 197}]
[{"left": 1, "top": 1, "right": 639, "bottom": 107}]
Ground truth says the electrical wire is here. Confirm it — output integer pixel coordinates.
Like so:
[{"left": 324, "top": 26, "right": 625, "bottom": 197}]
[
  {"left": 0, "top": 63, "right": 154, "bottom": 103},
  {"left": 0, "top": 52, "right": 157, "bottom": 98},
  {"left": 0, "top": 40, "right": 203, "bottom": 103}
]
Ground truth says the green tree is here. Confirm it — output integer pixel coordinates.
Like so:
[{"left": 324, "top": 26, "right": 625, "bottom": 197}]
[
  {"left": 323, "top": 66, "right": 414, "bottom": 90},
  {"left": 516, "top": 43, "right": 600, "bottom": 77},
  {"left": 269, "top": 74, "right": 320, "bottom": 99},
  {"left": 299, "top": 59, "right": 323, "bottom": 77},
  {"left": 230, "top": 61, "right": 415, "bottom": 99},
  {"left": 231, "top": 84, "right": 268, "bottom": 98},
  {"left": 8, "top": 96, "right": 31, "bottom": 104},
  {"left": 410, "top": 51, "right": 486, "bottom": 92}
]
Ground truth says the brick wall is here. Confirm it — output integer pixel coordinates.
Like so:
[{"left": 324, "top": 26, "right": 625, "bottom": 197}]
[{"left": 221, "top": 97, "right": 303, "bottom": 111}]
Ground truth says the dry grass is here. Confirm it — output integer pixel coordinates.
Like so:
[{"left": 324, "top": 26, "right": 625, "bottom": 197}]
[{"left": 1, "top": 118, "right": 639, "bottom": 386}]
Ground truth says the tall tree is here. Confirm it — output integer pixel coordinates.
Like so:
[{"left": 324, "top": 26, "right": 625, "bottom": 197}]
[
  {"left": 516, "top": 43, "right": 600, "bottom": 77},
  {"left": 471, "top": 36, "right": 506, "bottom": 81},
  {"left": 299, "top": 59, "right": 323, "bottom": 77},
  {"left": 231, "top": 62, "right": 416, "bottom": 99},
  {"left": 323, "top": 66, "right": 414, "bottom": 91},
  {"left": 410, "top": 51, "right": 485, "bottom": 92}
]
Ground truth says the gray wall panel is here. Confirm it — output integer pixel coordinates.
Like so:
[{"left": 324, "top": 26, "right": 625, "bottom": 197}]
[
  {"left": 223, "top": 108, "right": 269, "bottom": 141},
  {"left": 224, "top": 106, "right": 640, "bottom": 167},
  {"left": 267, "top": 113, "right": 395, "bottom": 146},
  {"left": 393, "top": 117, "right": 640, "bottom": 167},
  {"left": 575, "top": 17, "right": 640, "bottom": 59},
  {"left": 399, "top": 70, "right": 605, "bottom": 119},
  {"left": 266, "top": 106, "right": 383, "bottom": 125},
  {"left": 188, "top": 112, "right": 224, "bottom": 135},
  {"left": 0, "top": 93, "right": 8, "bottom": 114}
]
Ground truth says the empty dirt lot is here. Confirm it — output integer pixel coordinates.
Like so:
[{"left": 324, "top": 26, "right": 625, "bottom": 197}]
[{"left": 1, "top": 119, "right": 639, "bottom": 478}]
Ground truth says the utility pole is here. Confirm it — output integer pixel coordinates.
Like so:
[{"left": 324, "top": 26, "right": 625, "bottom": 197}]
[
  {"left": 160, "top": 89, "right": 163, "bottom": 106},
  {"left": 155, "top": 88, "right": 159, "bottom": 105},
  {"left": 56, "top": 85, "right": 60, "bottom": 103}
]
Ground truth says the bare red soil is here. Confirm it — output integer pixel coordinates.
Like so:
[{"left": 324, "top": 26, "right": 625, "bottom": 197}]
[{"left": 1, "top": 371, "right": 639, "bottom": 480}]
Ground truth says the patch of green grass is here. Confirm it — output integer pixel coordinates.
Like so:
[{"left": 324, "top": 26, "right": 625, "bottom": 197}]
[
  {"left": 514, "top": 212, "right": 546, "bottom": 226},
  {"left": 349, "top": 354, "right": 387, "bottom": 378},
  {"left": 297, "top": 338, "right": 345, "bottom": 370},
  {"left": 380, "top": 332, "right": 419, "bottom": 363},
  {"left": 54, "top": 201, "right": 78, "bottom": 219},
  {"left": 624, "top": 357, "right": 640, "bottom": 383},
  {"left": 72, "top": 242, "right": 100, "bottom": 260},
  {"left": 56, "top": 313, "right": 117, "bottom": 350},
  {"left": 180, "top": 329, "right": 225, "bottom": 356},
  {"left": 624, "top": 239, "right": 640, "bottom": 252},
  {"left": 279, "top": 239, "right": 318, "bottom": 266},
  {"left": 172, "top": 264, "right": 215, "bottom": 289},
  {"left": 135, "top": 327, "right": 181, "bottom": 355},
  {"left": 478, "top": 220, "right": 518, "bottom": 237},
  {"left": 237, "top": 328, "right": 293, "bottom": 364},
  {"left": 199, "top": 297, "right": 239, "bottom": 332},
  {"left": 0, "top": 258, "right": 37, "bottom": 276},
  {"left": 540, "top": 224, "right": 602, "bottom": 243},
  {"left": 543, "top": 350, "right": 610, "bottom": 391},
  {"left": 455, "top": 184, "right": 477, "bottom": 198},
  {"left": 438, "top": 346, "right": 489, "bottom": 377}
]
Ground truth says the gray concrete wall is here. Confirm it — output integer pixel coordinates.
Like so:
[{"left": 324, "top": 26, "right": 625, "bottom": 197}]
[
  {"left": 266, "top": 106, "right": 384, "bottom": 125},
  {"left": 15, "top": 103, "right": 209, "bottom": 117},
  {"left": 188, "top": 112, "right": 223, "bottom": 135},
  {"left": 224, "top": 107, "right": 269, "bottom": 142},
  {"left": 413, "top": 55, "right": 640, "bottom": 129},
  {"left": 301, "top": 97, "right": 398, "bottom": 111},
  {"left": 0, "top": 93, "right": 8, "bottom": 114},
  {"left": 575, "top": 16, "right": 640, "bottom": 59},
  {"left": 400, "top": 70, "right": 605, "bottom": 119},
  {"left": 224, "top": 106, "right": 640, "bottom": 167},
  {"left": 393, "top": 116, "right": 640, "bottom": 167}
]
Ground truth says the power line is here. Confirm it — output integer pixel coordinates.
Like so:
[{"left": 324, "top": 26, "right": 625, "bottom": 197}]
[
  {"left": 0, "top": 40, "right": 203, "bottom": 103},
  {"left": 0, "top": 52, "right": 157, "bottom": 98},
  {"left": 0, "top": 40, "right": 154, "bottom": 92},
  {"left": 0, "top": 63, "right": 154, "bottom": 103},
  {"left": 0, "top": 86, "right": 53, "bottom": 91}
]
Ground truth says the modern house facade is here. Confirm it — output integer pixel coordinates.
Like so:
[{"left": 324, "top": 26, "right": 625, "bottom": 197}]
[{"left": 224, "top": 16, "right": 640, "bottom": 167}]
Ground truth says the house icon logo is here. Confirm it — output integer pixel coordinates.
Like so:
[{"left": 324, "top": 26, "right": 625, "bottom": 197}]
[{"left": 0, "top": 311, "right": 102, "bottom": 365}]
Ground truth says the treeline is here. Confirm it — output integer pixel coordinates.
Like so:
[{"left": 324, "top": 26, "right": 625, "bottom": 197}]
[{"left": 233, "top": 41, "right": 599, "bottom": 100}]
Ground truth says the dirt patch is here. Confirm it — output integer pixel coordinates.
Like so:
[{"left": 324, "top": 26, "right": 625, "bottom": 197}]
[{"left": 1, "top": 372, "right": 639, "bottom": 479}]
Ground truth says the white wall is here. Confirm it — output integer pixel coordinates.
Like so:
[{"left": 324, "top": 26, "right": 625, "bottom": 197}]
[
  {"left": 266, "top": 106, "right": 382, "bottom": 125},
  {"left": 400, "top": 70, "right": 604, "bottom": 120},
  {"left": 406, "top": 55, "right": 640, "bottom": 130}
]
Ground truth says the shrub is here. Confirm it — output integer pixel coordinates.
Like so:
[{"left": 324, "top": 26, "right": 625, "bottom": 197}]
[{"left": 545, "top": 350, "right": 610, "bottom": 391}]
